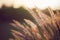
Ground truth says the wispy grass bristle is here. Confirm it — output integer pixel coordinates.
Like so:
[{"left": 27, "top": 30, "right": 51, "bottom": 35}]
[{"left": 10, "top": 7, "right": 60, "bottom": 40}]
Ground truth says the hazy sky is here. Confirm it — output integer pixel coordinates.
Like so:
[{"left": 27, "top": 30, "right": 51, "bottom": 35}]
[{"left": 0, "top": 0, "right": 60, "bottom": 10}]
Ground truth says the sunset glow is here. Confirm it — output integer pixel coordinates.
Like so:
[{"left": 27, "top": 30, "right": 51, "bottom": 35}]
[{"left": 0, "top": 0, "right": 60, "bottom": 10}]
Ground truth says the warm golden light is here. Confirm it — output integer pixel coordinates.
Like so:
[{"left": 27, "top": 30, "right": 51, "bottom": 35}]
[{"left": 0, "top": 0, "right": 60, "bottom": 10}]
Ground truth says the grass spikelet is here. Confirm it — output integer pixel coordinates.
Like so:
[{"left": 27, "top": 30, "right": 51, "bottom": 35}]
[{"left": 10, "top": 7, "right": 60, "bottom": 40}]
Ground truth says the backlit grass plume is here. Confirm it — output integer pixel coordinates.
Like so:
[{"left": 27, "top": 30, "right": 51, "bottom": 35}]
[{"left": 10, "top": 7, "right": 60, "bottom": 40}]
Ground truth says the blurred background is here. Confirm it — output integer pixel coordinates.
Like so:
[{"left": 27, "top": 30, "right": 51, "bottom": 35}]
[{"left": 0, "top": 0, "right": 60, "bottom": 10}]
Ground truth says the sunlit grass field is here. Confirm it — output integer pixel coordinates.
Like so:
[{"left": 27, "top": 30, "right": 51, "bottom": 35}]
[
  {"left": 8, "top": 7, "right": 60, "bottom": 40},
  {"left": 0, "top": 0, "right": 60, "bottom": 40}
]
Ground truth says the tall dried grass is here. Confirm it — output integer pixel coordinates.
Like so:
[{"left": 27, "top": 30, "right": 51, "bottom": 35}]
[{"left": 9, "top": 7, "right": 60, "bottom": 40}]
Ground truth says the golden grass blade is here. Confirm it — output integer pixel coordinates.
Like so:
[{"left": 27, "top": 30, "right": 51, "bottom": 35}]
[
  {"left": 47, "top": 7, "right": 58, "bottom": 30},
  {"left": 25, "top": 8, "right": 44, "bottom": 26},
  {"left": 35, "top": 7, "right": 51, "bottom": 23},
  {"left": 24, "top": 19, "right": 38, "bottom": 33},
  {"left": 12, "top": 20, "right": 25, "bottom": 29},
  {"left": 11, "top": 30, "right": 25, "bottom": 37},
  {"left": 12, "top": 32, "right": 21, "bottom": 40}
]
